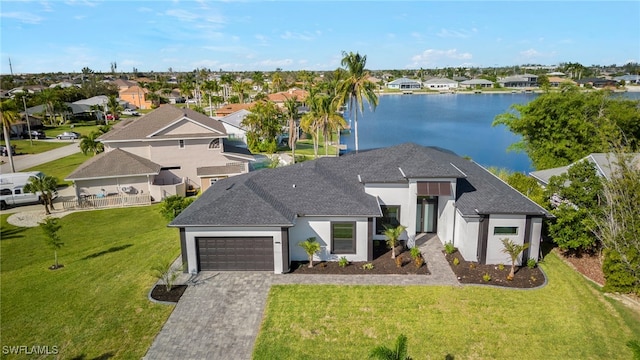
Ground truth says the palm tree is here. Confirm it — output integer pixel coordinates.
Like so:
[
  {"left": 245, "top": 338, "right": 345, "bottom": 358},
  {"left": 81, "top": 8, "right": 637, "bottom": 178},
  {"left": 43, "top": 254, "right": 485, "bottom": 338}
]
[
  {"left": 106, "top": 95, "right": 122, "bottom": 123},
  {"left": 180, "top": 80, "right": 194, "bottom": 108},
  {"left": 271, "top": 72, "right": 283, "bottom": 93},
  {"left": 37, "top": 89, "right": 59, "bottom": 125},
  {"left": 80, "top": 131, "right": 104, "bottom": 156},
  {"left": 40, "top": 217, "right": 64, "bottom": 269},
  {"left": 202, "top": 79, "right": 221, "bottom": 117},
  {"left": 0, "top": 100, "right": 19, "bottom": 172},
  {"left": 232, "top": 80, "right": 251, "bottom": 104},
  {"left": 23, "top": 174, "right": 59, "bottom": 215},
  {"left": 298, "top": 237, "right": 321, "bottom": 268},
  {"left": 335, "top": 51, "right": 379, "bottom": 153},
  {"left": 369, "top": 334, "right": 412, "bottom": 360},
  {"left": 316, "top": 93, "right": 347, "bottom": 156},
  {"left": 501, "top": 238, "right": 530, "bottom": 280},
  {"left": 383, "top": 224, "right": 407, "bottom": 259},
  {"left": 283, "top": 95, "right": 299, "bottom": 163}
]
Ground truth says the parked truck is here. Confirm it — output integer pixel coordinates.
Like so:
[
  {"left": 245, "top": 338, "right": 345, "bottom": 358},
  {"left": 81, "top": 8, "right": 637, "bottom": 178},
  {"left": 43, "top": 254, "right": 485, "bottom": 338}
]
[{"left": 0, "top": 172, "right": 58, "bottom": 210}]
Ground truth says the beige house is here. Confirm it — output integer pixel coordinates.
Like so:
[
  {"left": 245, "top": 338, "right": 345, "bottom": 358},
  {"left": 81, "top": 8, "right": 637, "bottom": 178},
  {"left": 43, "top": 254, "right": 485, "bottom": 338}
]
[{"left": 65, "top": 105, "right": 253, "bottom": 203}]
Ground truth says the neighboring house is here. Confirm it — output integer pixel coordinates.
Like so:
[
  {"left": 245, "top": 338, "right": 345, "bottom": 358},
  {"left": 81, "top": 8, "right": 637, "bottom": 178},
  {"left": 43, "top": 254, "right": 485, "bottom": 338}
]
[
  {"left": 387, "top": 78, "right": 422, "bottom": 90},
  {"left": 217, "top": 109, "right": 250, "bottom": 146},
  {"left": 119, "top": 85, "right": 153, "bottom": 109},
  {"left": 459, "top": 79, "right": 494, "bottom": 88},
  {"left": 498, "top": 74, "right": 538, "bottom": 88},
  {"left": 576, "top": 78, "right": 618, "bottom": 88},
  {"left": 214, "top": 103, "right": 254, "bottom": 117},
  {"left": 111, "top": 78, "right": 138, "bottom": 91},
  {"left": 170, "top": 143, "right": 550, "bottom": 274},
  {"left": 547, "top": 77, "right": 576, "bottom": 87},
  {"left": 529, "top": 153, "right": 640, "bottom": 186},
  {"left": 65, "top": 105, "right": 254, "bottom": 201},
  {"left": 423, "top": 78, "right": 459, "bottom": 91},
  {"left": 267, "top": 88, "right": 308, "bottom": 108},
  {"left": 614, "top": 74, "right": 640, "bottom": 84}
]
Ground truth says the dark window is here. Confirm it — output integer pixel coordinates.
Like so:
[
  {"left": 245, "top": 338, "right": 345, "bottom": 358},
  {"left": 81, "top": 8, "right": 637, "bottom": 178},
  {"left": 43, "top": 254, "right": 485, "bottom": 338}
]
[
  {"left": 376, "top": 205, "right": 401, "bottom": 235},
  {"left": 160, "top": 166, "right": 181, "bottom": 170},
  {"left": 14, "top": 189, "right": 21, "bottom": 194},
  {"left": 209, "top": 138, "right": 220, "bottom": 149},
  {"left": 331, "top": 222, "right": 356, "bottom": 254},
  {"left": 494, "top": 226, "right": 518, "bottom": 235},
  {"left": 0, "top": 189, "right": 12, "bottom": 196},
  {"left": 179, "top": 140, "right": 185, "bottom": 148}
]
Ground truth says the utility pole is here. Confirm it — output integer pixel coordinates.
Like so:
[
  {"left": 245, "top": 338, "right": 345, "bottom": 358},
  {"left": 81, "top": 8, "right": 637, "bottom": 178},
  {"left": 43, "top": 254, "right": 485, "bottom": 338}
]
[{"left": 23, "top": 96, "right": 33, "bottom": 145}]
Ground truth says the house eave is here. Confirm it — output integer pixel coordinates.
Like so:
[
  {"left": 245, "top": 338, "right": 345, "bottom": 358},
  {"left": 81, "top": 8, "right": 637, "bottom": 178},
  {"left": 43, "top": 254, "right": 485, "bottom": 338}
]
[{"left": 65, "top": 172, "right": 159, "bottom": 181}]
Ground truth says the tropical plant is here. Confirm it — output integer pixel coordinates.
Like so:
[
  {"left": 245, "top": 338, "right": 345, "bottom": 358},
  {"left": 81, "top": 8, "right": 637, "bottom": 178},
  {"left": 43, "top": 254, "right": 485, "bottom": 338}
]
[
  {"left": 316, "top": 93, "right": 347, "bottom": 156},
  {"left": 362, "top": 263, "right": 374, "bottom": 270},
  {"left": 527, "top": 258, "right": 537, "bottom": 269},
  {"left": 383, "top": 224, "right": 407, "bottom": 259},
  {"left": 335, "top": 51, "right": 379, "bottom": 153},
  {"left": 338, "top": 256, "right": 349, "bottom": 268},
  {"left": 283, "top": 95, "right": 299, "bottom": 162},
  {"left": 501, "top": 238, "right": 530, "bottom": 280},
  {"left": 40, "top": 217, "right": 64, "bottom": 269},
  {"left": 23, "top": 174, "right": 58, "bottom": 215},
  {"left": 106, "top": 95, "right": 122, "bottom": 123},
  {"left": 36, "top": 88, "right": 60, "bottom": 125},
  {"left": 79, "top": 131, "right": 104, "bottom": 156},
  {"left": 410, "top": 247, "right": 421, "bottom": 260},
  {"left": 159, "top": 195, "right": 195, "bottom": 221},
  {"left": 369, "top": 334, "right": 412, "bottom": 360},
  {"left": 298, "top": 237, "right": 321, "bottom": 268},
  {"left": 202, "top": 79, "right": 222, "bottom": 117},
  {"left": 151, "top": 260, "right": 184, "bottom": 291},
  {"left": 242, "top": 100, "right": 284, "bottom": 153},
  {"left": 444, "top": 241, "right": 456, "bottom": 254},
  {"left": 0, "top": 99, "right": 19, "bottom": 172},
  {"left": 483, "top": 273, "right": 491, "bottom": 282}
]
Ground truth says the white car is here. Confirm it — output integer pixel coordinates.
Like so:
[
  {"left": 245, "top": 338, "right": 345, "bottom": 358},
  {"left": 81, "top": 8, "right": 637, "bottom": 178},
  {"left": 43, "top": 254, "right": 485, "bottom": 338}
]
[{"left": 121, "top": 109, "right": 140, "bottom": 116}]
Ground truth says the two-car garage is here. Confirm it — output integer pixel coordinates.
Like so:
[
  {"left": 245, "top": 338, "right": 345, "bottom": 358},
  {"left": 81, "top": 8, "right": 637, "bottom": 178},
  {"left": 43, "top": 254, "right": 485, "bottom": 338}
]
[{"left": 196, "top": 237, "right": 274, "bottom": 271}]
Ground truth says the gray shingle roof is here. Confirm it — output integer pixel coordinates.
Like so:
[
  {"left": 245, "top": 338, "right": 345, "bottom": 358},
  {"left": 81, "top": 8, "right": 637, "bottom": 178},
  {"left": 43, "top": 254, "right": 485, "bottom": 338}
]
[
  {"left": 170, "top": 143, "right": 549, "bottom": 227},
  {"left": 66, "top": 149, "right": 162, "bottom": 180},
  {"left": 197, "top": 163, "right": 245, "bottom": 177},
  {"left": 99, "top": 104, "right": 226, "bottom": 142}
]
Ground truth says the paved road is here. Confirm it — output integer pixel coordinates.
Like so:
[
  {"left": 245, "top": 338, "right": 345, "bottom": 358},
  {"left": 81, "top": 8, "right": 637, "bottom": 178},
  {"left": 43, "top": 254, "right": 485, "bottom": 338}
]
[{"left": 0, "top": 140, "right": 80, "bottom": 174}]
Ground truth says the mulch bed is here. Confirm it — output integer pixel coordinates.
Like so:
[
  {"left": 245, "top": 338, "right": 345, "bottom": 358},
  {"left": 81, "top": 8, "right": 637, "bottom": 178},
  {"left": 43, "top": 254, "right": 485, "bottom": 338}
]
[
  {"left": 150, "top": 285, "right": 188, "bottom": 303},
  {"left": 444, "top": 251, "right": 545, "bottom": 289},
  {"left": 555, "top": 249, "right": 605, "bottom": 286},
  {"left": 289, "top": 243, "right": 430, "bottom": 275}
]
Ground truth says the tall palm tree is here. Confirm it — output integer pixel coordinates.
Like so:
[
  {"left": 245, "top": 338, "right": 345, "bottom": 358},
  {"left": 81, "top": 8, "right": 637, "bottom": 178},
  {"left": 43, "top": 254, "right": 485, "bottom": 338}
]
[
  {"left": 283, "top": 95, "right": 299, "bottom": 163},
  {"left": 180, "top": 79, "right": 194, "bottom": 108},
  {"left": 271, "top": 72, "right": 283, "bottom": 93},
  {"left": 335, "top": 51, "right": 379, "bottom": 153},
  {"left": 80, "top": 131, "right": 104, "bottom": 156},
  {"left": 299, "top": 88, "right": 322, "bottom": 158},
  {"left": 202, "top": 79, "right": 221, "bottom": 117},
  {"left": 232, "top": 80, "right": 251, "bottom": 104},
  {"left": 0, "top": 100, "right": 19, "bottom": 172},
  {"left": 316, "top": 94, "right": 346, "bottom": 156},
  {"left": 23, "top": 174, "right": 59, "bottom": 215},
  {"left": 37, "top": 88, "right": 59, "bottom": 125},
  {"left": 106, "top": 95, "right": 121, "bottom": 123}
]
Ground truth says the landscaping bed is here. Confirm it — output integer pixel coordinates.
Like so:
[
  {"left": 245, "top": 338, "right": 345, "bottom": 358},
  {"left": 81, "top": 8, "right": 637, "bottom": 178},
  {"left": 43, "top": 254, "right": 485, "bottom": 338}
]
[
  {"left": 444, "top": 250, "right": 545, "bottom": 288},
  {"left": 151, "top": 285, "right": 188, "bottom": 303},
  {"left": 289, "top": 243, "right": 430, "bottom": 275}
]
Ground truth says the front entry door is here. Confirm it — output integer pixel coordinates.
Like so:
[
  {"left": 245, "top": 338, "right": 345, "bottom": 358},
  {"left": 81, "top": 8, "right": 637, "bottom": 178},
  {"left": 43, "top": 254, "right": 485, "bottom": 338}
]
[{"left": 416, "top": 197, "right": 437, "bottom": 233}]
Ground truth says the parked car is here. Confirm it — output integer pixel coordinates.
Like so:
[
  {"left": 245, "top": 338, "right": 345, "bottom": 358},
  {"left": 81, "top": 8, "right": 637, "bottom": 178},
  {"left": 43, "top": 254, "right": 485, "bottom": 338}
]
[
  {"left": 0, "top": 144, "right": 16, "bottom": 156},
  {"left": 106, "top": 114, "right": 119, "bottom": 121},
  {"left": 56, "top": 131, "right": 80, "bottom": 140},
  {"left": 21, "top": 130, "right": 46, "bottom": 139},
  {"left": 121, "top": 109, "right": 140, "bottom": 116}
]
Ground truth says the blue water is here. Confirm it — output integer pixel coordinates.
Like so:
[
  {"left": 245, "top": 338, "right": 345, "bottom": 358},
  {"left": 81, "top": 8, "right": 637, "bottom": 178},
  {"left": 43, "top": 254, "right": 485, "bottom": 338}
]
[{"left": 340, "top": 91, "right": 640, "bottom": 173}]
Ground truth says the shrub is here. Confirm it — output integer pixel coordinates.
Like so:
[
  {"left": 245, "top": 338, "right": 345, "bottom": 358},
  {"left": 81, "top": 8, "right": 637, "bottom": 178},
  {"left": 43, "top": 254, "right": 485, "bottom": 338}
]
[
  {"left": 453, "top": 257, "right": 460, "bottom": 266},
  {"left": 362, "top": 263, "right": 374, "bottom": 270},
  {"left": 444, "top": 241, "right": 456, "bottom": 254},
  {"left": 414, "top": 255, "right": 424, "bottom": 269},
  {"left": 338, "top": 256, "right": 349, "bottom": 268},
  {"left": 603, "top": 249, "right": 638, "bottom": 294},
  {"left": 159, "top": 195, "right": 195, "bottom": 221},
  {"left": 395, "top": 255, "right": 403, "bottom": 268},
  {"left": 410, "top": 247, "right": 421, "bottom": 259},
  {"left": 299, "top": 237, "right": 321, "bottom": 268},
  {"left": 483, "top": 273, "right": 491, "bottom": 282},
  {"left": 498, "top": 263, "right": 505, "bottom": 271},
  {"left": 151, "top": 260, "right": 184, "bottom": 292},
  {"left": 527, "top": 258, "right": 537, "bottom": 269}
]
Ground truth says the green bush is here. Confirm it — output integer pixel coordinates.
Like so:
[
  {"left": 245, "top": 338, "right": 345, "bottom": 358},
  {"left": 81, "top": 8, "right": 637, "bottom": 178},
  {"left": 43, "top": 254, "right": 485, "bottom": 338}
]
[
  {"left": 444, "top": 241, "right": 456, "bottom": 254},
  {"left": 453, "top": 257, "right": 460, "bottom": 266},
  {"left": 527, "top": 258, "right": 537, "bottom": 269},
  {"left": 159, "top": 195, "right": 195, "bottom": 221},
  {"left": 410, "top": 247, "right": 421, "bottom": 259},
  {"left": 603, "top": 249, "right": 639, "bottom": 294},
  {"left": 362, "top": 263, "right": 374, "bottom": 270},
  {"left": 338, "top": 256, "right": 349, "bottom": 268},
  {"left": 483, "top": 273, "right": 491, "bottom": 282}
]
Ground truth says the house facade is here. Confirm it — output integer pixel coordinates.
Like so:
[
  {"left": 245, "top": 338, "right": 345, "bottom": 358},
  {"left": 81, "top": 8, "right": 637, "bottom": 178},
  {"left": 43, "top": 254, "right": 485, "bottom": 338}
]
[
  {"left": 387, "top": 78, "right": 422, "bottom": 90},
  {"left": 171, "top": 143, "right": 549, "bottom": 274},
  {"left": 423, "top": 78, "right": 459, "bottom": 91},
  {"left": 119, "top": 85, "right": 153, "bottom": 109},
  {"left": 65, "top": 105, "right": 253, "bottom": 201}
]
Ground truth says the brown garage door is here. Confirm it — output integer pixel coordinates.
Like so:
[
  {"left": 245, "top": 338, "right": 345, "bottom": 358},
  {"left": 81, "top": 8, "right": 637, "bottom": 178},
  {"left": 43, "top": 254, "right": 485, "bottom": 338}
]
[{"left": 196, "top": 237, "right": 274, "bottom": 271}]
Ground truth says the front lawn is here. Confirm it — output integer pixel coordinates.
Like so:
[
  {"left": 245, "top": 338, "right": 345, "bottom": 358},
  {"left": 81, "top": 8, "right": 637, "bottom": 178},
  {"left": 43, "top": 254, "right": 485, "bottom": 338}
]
[
  {"left": 8, "top": 140, "right": 70, "bottom": 155},
  {"left": 0, "top": 206, "right": 180, "bottom": 359},
  {"left": 254, "top": 252, "right": 640, "bottom": 359},
  {"left": 24, "top": 152, "right": 92, "bottom": 186}
]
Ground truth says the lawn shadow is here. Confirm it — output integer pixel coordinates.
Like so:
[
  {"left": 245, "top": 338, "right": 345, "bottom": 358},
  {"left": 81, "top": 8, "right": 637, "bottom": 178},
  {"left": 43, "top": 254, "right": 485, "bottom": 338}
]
[
  {"left": 82, "top": 244, "right": 133, "bottom": 260},
  {"left": 0, "top": 226, "right": 27, "bottom": 241},
  {"left": 70, "top": 352, "right": 114, "bottom": 360}
]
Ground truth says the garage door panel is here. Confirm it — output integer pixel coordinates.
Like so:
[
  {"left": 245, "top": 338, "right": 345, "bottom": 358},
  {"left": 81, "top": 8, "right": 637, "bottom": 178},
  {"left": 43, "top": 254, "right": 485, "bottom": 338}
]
[{"left": 197, "top": 237, "right": 274, "bottom": 271}]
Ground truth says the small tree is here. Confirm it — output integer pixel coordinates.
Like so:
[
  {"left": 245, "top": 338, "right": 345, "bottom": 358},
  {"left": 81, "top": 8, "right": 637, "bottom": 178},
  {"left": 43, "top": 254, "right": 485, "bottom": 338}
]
[
  {"left": 383, "top": 224, "right": 407, "bottom": 259},
  {"left": 40, "top": 217, "right": 63, "bottom": 269},
  {"left": 24, "top": 174, "right": 59, "bottom": 215},
  {"left": 298, "top": 237, "right": 321, "bottom": 268},
  {"left": 152, "top": 260, "right": 184, "bottom": 292},
  {"left": 369, "top": 334, "right": 413, "bottom": 360},
  {"left": 501, "top": 238, "right": 530, "bottom": 280}
]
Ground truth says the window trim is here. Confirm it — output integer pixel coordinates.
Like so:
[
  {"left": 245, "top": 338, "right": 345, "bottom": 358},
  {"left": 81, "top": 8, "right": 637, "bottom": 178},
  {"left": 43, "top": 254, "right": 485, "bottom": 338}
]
[
  {"left": 331, "top": 221, "right": 356, "bottom": 254},
  {"left": 376, "top": 205, "right": 401, "bottom": 235},
  {"left": 208, "top": 138, "right": 221, "bottom": 150},
  {"left": 493, "top": 226, "right": 518, "bottom": 235}
]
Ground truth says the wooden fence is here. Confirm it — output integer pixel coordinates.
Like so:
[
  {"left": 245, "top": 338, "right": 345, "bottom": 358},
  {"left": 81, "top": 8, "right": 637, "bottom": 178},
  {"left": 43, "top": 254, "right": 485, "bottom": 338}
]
[{"left": 62, "top": 194, "right": 152, "bottom": 210}]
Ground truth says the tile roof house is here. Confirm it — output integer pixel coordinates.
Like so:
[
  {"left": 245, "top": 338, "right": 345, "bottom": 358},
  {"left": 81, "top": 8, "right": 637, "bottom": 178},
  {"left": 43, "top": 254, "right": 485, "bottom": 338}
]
[
  {"left": 119, "top": 85, "right": 153, "bottom": 109},
  {"left": 267, "top": 88, "right": 309, "bottom": 108},
  {"left": 65, "top": 105, "right": 254, "bottom": 202},
  {"left": 170, "top": 143, "right": 550, "bottom": 274}
]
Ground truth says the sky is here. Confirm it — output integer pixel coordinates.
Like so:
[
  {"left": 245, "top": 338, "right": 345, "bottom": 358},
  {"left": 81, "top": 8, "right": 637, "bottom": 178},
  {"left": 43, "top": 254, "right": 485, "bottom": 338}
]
[{"left": 1, "top": 1, "right": 639, "bottom": 74}]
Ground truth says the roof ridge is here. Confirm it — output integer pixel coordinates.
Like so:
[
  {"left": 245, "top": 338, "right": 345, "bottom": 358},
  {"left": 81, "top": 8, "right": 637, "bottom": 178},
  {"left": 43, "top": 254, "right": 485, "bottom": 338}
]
[{"left": 244, "top": 175, "right": 297, "bottom": 221}]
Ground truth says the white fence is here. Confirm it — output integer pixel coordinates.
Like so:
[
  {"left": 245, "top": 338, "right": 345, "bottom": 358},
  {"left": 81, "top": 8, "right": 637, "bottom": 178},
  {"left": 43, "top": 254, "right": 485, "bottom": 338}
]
[{"left": 62, "top": 194, "right": 152, "bottom": 210}]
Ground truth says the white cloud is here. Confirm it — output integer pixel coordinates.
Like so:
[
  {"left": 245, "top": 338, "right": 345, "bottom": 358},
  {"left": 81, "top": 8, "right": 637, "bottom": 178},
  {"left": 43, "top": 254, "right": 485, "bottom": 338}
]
[
  {"left": 165, "top": 9, "right": 199, "bottom": 22},
  {"left": 280, "top": 31, "right": 316, "bottom": 41},
  {"left": 437, "top": 28, "right": 477, "bottom": 38},
  {"left": 1, "top": 11, "right": 44, "bottom": 24},
  {"left": 63, "top": 0, "right": 99, "bottom": 7},
  {"left": 253, "top": 58, "right": 294, "bottom": 68},
  {"left": 410, "top": 49, "right": 473, "bottom": 67}
]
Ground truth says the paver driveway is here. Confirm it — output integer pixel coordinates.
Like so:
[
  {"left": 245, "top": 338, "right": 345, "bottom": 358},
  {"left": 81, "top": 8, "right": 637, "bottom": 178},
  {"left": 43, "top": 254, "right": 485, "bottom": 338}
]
[{"left": 144, "top": 272, "right": 273, "bottom": 360}]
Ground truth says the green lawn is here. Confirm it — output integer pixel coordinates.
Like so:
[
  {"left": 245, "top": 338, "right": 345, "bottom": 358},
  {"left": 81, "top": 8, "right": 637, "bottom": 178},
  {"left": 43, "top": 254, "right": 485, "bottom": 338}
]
[
  {"left": 253, "top": 252, "right": 640, "bottom": 359},
  {"left": 24, "top": 152, "right": 92, "bottom": 186},
  {"left": 0, "top": 206, "right": 180, "bottom": 359},
  {"left": 44, "top": 123, "right": 103, "bottom": 138},
  {"left": 9, "top": 140, "right": 70, "bottom": 155}
]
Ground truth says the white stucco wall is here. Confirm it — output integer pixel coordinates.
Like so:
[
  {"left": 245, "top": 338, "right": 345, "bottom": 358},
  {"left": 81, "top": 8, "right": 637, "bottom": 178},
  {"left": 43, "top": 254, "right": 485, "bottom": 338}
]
[
  {"left": 485, "top": 214, "right": 527, "bottom": 265},
  {"left": 528, "top": 217, "right": 543, "bottom": 263},
  {"left": 364, "top": 184, "right": 411, "bottom": 240},
  {"left": 183, "top": 226, "right": 284, "bottom": 274},
  {"left": 436, "top": 195, "right": 456, "bottom": 245},
  {"left": 288, "top": 216, "right": 370, "bottom": 262},
  {"left": 454, "top": 212, "right": 480, "bottom": 262},
  {"left": 73, "top": 175, "right": 152, "bottom": 198}
]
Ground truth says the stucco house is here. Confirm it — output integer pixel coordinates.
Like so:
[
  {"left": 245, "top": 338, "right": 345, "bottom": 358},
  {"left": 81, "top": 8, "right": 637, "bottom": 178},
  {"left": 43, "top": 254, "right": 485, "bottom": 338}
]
[
  {"left": 170, "top": 143, "right": 550, "bottom": 274},
  {"left": 119, "top": 85, "right": 153, "bottom": 109},
  {"left": 65, "top": 105, "right": 254, "bottom": 201},
  {"left": 529, "top": 153, "right": 640, "bottom": 186},
  {"left": 459, "top": 79, "right": 494, "bottom": 89},
  {"left": 217, "top": 109, "right": 250, "bottom": 146},
  {"left": 423, "top": 78, "right": 459, "bottom": 91},
  {"left": 387, "top": 78, "right": 422, "bottom": 90},
  {"left": 498, "top": 74, "right": 538, "bottom": 88}
]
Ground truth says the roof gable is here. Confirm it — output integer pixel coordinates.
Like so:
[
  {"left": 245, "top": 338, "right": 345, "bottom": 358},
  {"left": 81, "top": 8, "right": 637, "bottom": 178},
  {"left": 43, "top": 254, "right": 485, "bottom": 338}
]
[
  {"left": 149, "top": 117, "right": 225, "bottom": 137},
  {"left": 66, "top": 149, "right": 162, "bottom": 180}
]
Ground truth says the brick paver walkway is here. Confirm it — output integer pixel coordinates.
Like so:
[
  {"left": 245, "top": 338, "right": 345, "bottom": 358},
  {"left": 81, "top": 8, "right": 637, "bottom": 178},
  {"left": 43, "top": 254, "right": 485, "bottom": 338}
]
[{"left": 143, "top": 235, "right": 458, "bottom": 359}]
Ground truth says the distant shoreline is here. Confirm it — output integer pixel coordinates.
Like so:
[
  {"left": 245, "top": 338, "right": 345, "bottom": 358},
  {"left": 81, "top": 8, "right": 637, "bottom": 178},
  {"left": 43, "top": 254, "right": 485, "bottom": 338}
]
[{"left": 376, "top": 86, "right": 640, "bottom": 95}]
